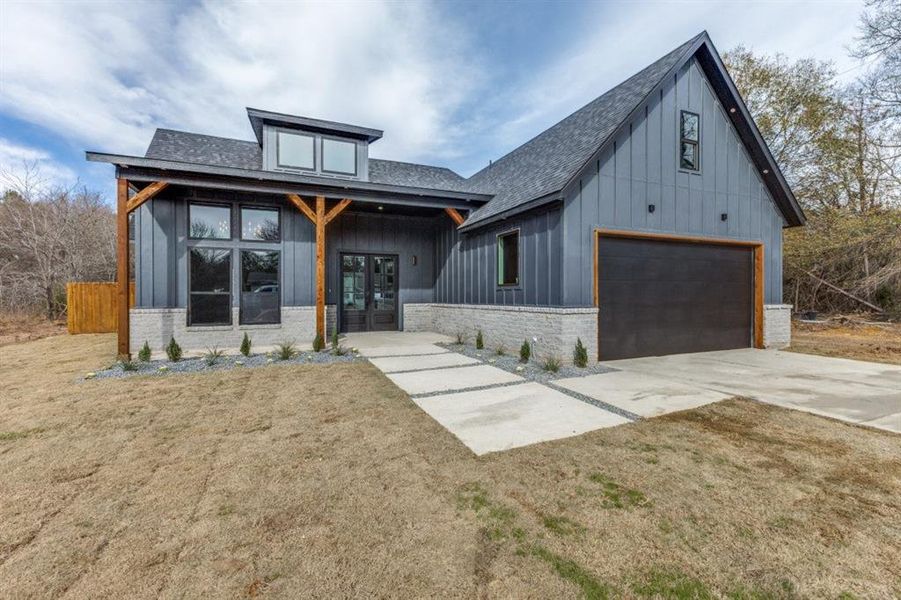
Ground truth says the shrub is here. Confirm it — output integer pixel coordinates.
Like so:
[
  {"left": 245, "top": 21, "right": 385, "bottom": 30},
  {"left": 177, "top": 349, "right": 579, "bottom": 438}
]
[
  {"left": 475, "top": 330, "right": 484, "bottom": 349},
  {"left": 138, "top": 341, "right": 152, "bottom": 362},
  {"left": 204, "top": 347, "right": 225, "bottom": 366},
  {"left": 120, "top": 359, "right": 138, "bottom": 371},
  {"left": 240, "top": 332, "right": 252, "bottom": 357},
  {"left": 276, "top": 341, "right": 298, "bottom": 360},
  {"left": 542, "top": 355, "right": 561, "bottom": 373},
  {"left": 495, "top": 345, "right": 506, "bottom": 356},
  {"left": 573, "top": 338, "right": 588, "bottom": 368},
  {"left": 165, "top": 337, "right": 182, "bottom": 362},
  {"left": 312, "top": 333, "right": 325, "bottom": 352},
  {"left": 455, "top": 331, "right": 466, "bottom": 345},
  {"left": 519, "top": 339, "right": 531, "bottom": 363},
  {"left": 331, "top": 331, "right": 339, "bottom": 350}
]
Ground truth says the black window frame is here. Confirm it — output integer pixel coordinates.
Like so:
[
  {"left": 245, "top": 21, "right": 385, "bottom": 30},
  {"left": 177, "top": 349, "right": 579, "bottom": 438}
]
[
  {"left": 496, "top": 229, "right": 520, "bottom": 287},
  {"left": 187, "top": 247, "right": 233, "bottom": 327},
  {"left": 679, "top": 110, "right": 700, "bottom": 172},
  {"left": 239, "top": 249, "right": 281, "bottom": 325},
  {"left": 239, "top": 204, "right": 281, "bottom": 242},
  {"left": 276, "top": 129, "right": 316, "bottom": 172},
  {"left": 320, "top": 135, "right": 358, "bottom": 176},
  {"left": 188, "top": 202, "right": 232, "bottom": 240}
]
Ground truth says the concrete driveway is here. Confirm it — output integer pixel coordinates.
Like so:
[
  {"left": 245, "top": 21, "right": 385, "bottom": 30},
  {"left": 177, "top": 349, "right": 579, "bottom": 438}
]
[{"left": 558, "top": 349, "right": 901, "bottom": 433}]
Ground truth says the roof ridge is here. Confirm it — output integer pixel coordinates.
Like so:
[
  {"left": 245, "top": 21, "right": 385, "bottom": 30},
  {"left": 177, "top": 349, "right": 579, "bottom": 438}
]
[{"left": 370, "top": 157, "right": 463, "bottom": 176}]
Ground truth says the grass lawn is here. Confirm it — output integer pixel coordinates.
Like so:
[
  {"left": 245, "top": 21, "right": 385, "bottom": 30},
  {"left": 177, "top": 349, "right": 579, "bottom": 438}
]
[{"left": 1, "top": 334, "right": 899, "bottom": 598}]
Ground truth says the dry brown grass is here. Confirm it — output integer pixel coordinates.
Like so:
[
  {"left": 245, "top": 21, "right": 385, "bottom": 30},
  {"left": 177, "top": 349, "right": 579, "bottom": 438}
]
[
  {"left": 0, "top": 312, "right": 66, "bottom": 347},
  {"left": 1, "top": 334, "right": 900, "bottom": 598},
  {"left": 789, "top": 320, "right": 901, "bottom": 365}
]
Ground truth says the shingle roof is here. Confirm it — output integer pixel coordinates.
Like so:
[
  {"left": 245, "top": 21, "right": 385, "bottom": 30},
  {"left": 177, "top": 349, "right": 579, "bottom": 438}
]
[
  {"left": 145, "top": 129, "right": 470, "bottom": 192},
  {"left": 462, "top": 33, "right": 704, "bottom": 227}
]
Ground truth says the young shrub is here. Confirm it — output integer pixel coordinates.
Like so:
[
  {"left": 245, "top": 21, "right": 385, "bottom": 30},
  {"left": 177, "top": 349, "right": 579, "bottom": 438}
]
[
  {"left": 573, "top": 337, "right": 588, "bottom": 368},
  {"left": 330, "top": 332, "right": 347, "bottom": 356},
  {"left": 331, "top": 331, "right": 339, "bottom": 350},
  {"left": 276, "top": 341, "right": 298, "bottom": 360},
  {"left": 138, "top": 341, "right": 152, "bottom": 362},
  {"left": 165, "top": 337, "right": 183, "bottom": 362},
  {"left": 455, "top": 331, "right": 466, "bottom": 345},
  {"left": 542, "top": 355, "right": 561, "bottom": 373},
  {"left": 475, "top": 330, "right": 484, "bottom": 350},
  {"left": 495, "top": 345, "right": 506, "bottom": 356},
  {"left": 204, "top": 347, "right": 225, "bottom": 366},
  {"left": 240, "top": 332, "right": 252, "bottom": 357},
  {"left": 312, "top": 333, "right": 325, "bottom": 352},
  {"left": 519, "top": 339, "right": 531, "bottom": 363},
  {"left": 120, "top": 359, "right": 138, "bottom": 372}
]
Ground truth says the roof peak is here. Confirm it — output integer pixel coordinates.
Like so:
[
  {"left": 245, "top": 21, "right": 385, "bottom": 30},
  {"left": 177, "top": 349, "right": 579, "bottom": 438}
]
[{"left": 245, "top": 107, "right": 383, "bottom": 144}]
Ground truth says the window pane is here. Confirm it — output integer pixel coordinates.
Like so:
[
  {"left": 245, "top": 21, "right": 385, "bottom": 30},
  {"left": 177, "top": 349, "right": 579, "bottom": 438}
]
[
  {"left": 189, "top": 294, "right": 231, "bottom": 325},
  {"left": 681, "top": 112, "right": 699, "bottom": 142},
  {"left": 190, "top": 248, "right": 231, "bottom": 292},
  {"left": 241, "top": 250, "right": 280, "bottom": 324},
  {"left": 497, "top": 232, "right": 519, "bottom": 286},
  {"left": 189, "top": 204, "right": 231, "bottom": 239},
  {"left": 342, "top": 255, "right": 365, "bottom": 310},
  {"left": 680, "top": 142, "right": 698, "bottom": 170},
  {"left": 322, "top": 138, "right": 356, "bottom": 174},
  {"left": 277, "top": 131, "right": 314, "bottom": 169},
  {"left": 241, "top": 207, "right": 280, "bottom": 241}
]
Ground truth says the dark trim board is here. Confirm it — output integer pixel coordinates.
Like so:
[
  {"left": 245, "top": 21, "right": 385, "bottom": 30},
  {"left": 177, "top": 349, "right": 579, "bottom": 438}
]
[{"left": 593, "top": 228, "right": 764, "bottom": 360}]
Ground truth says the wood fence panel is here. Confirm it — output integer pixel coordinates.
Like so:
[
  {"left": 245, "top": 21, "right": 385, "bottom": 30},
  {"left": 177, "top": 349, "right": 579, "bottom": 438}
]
[{"left": 67, "top": 282, "right": 134, "bottom": 334}]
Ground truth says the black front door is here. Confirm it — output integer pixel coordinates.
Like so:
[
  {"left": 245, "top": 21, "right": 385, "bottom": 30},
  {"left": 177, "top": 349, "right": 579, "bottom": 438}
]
[{"left": 340, "top": 253, "right": 398, "bottom": 332}]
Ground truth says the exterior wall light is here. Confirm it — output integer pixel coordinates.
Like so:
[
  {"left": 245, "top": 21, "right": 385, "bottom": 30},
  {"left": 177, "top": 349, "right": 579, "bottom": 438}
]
[
  {"left": 721, "top": 213, "right": 728, "bottom": 221},
  {"left": 762, "top": 169, "right": 769, "bottom": 174},
  {"left": 648, "top": 204, "right": 656, "bottom": 213},
  {"left": 729, "top": 107, "right": 736, "bottom": 113}
]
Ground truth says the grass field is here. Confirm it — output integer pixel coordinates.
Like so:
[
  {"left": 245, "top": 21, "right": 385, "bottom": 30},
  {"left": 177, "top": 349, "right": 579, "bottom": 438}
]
[{"left": 1, "top": 333, "right": 899, "bottom": 598}]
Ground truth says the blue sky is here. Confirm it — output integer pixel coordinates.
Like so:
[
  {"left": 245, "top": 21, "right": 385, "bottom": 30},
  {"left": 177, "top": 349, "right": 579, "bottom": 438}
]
[{"left": 0, "top": 0, "right": 867, "bottom": 202}]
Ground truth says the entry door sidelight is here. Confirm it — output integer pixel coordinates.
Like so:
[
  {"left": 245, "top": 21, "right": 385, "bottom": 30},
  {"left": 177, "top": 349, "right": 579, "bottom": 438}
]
[{"left": 340, "top": 253, "right": 398, "bottom": 332}]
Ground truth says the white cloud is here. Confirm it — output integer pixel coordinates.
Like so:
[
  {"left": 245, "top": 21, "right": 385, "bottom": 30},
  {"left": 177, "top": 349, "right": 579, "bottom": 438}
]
[
  {"left": 0, "top": 0, "right": 480, "bottom": 162},
  {"left": 0, "top": 138, "right": 76, "bottom": 190}
]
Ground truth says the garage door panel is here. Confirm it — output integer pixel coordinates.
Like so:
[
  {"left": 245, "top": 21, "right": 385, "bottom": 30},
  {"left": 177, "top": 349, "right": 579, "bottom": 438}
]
[{"left": 598, "top": 237, "right": 754, "bottom": 360}]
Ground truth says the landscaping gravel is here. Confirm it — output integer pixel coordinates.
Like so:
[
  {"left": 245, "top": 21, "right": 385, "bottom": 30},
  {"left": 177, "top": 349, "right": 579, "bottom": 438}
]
[
  {"left": 437, "top": 342, "right": 617, "bottom": 383},
  {"left": 84, "top": 348, "right": 363, "bottom": 381}
]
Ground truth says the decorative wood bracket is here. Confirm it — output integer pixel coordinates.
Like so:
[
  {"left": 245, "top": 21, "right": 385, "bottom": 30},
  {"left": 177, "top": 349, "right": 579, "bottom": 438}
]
[
  {"left": 125, "top": 181, "right": 169, "bottom": 213},
  {"left": 444, "top": 207, "right": 465, "bottom": 226}
]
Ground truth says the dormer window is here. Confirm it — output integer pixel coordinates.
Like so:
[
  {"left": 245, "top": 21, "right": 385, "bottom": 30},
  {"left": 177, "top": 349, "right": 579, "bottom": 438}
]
[
  {"left": 276, "top": 131, "right": 314, "bottom": 170},
  {"left": 321, "top": 137, "right": 357, "bottom": 175}
]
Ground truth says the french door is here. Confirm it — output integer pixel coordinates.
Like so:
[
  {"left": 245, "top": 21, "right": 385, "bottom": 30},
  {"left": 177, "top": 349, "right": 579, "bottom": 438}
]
[{"left": 340, "top": 253, "right": 398, "bottom": 332}]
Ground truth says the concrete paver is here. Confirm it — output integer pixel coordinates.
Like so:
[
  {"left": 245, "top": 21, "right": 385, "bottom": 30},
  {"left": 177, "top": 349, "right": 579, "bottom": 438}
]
[
  {"left": 368, "top": 352, "right": 479, "bottom": 373},
  {"left": 385, "top": 364, "right": 523, "bottom": 395}
]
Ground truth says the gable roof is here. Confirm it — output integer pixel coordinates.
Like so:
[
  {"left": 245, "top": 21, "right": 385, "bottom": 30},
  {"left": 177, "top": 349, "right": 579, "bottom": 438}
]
[
  {"left": 144, "top": 128, "right": 469, "bottom": 191},
  {"left": 460, "top": 31, "right": 805, "bottom": 229}
]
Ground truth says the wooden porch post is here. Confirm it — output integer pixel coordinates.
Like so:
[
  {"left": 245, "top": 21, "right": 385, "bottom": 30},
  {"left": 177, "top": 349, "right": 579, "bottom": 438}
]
[
  {"left": 116, "top": 178, "right": 130, "bottom": 359},
  {"left": 315, "top": 196, "right": 326, "bottom": 340}
]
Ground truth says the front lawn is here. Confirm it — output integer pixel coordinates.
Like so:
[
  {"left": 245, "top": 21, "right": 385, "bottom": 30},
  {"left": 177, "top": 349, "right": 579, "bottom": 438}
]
[{"left": 1, "top": 334, "right": 898, "bottom": 598}]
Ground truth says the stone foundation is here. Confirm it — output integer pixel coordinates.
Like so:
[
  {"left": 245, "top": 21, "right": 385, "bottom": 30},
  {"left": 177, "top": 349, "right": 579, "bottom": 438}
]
[
  {"left": 763, "top": 304, "right": 792, "bottom": 349},
  {"left": 130, "top": 305, "right": 336, "bottom": 358},
  {"left": 403, "top": 303, "right": 598, "bottom": 364}
]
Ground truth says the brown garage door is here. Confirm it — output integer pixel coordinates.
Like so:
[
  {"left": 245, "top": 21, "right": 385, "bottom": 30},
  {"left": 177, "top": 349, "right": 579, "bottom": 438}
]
[{"left": 598, "top": 236, "right": 754, "bottom": 360}]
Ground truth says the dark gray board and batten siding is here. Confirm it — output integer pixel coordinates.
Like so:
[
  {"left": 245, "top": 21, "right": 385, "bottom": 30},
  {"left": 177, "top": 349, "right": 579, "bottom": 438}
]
[{"left": 561, "top": 57, "right": 786, "bottom": 307}]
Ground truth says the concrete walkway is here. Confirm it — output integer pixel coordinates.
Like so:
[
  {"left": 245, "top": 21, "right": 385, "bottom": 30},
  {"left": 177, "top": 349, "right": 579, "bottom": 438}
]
[
  {"left": 345, "top": 331, "right": 631, "bottom": 454},
  {"left": 558, "top": 348, "right": 901, "bottom": 433}
]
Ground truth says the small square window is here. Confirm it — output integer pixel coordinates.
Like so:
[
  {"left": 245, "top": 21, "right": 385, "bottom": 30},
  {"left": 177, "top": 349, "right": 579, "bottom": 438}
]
[
  {"left": 189, "top": 203, "right": 231, "bottom": 239},
  {"left": 322, "top": 138, "right": 357, "bottom": 175},
  {"left": 679, "top": 111, "right": 700, "bottom": 172},
  {"left": 277, "top": 131, "right": 314, "bottom": 170},
  {"left": 241, "top": 206, "right": 280, "bottom": 241},
  {"left": 497, "top": 230, "right": 519, "bottom": 286}
]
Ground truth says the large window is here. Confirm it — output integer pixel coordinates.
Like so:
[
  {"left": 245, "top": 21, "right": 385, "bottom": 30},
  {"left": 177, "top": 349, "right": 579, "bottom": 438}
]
[
  {"left": 497, "top": 230, "right": 519, "bottom": 287},
  {"left": 189, "top": 248, "right": 232, "bottom": 326},
  {"left": 277, "top": 131, "right": 315, "bottom": 170},
  {"left": 679, "top": 110, "right": 700, "bottom": 171},
  {"left": 321, "top": 137, "right": 357, "bottom": 175},
  {"left": 189, "top": 203, "right": 231, "bottom": 239},
  {"left": 241, "top": 206, "right": 280, "bottom": 241},
  {"left": 241, "top": 250, "right": 280, "bottom": 325}
]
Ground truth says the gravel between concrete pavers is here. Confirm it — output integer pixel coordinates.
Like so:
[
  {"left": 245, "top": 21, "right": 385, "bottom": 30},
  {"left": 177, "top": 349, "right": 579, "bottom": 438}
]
[
  {"left": 84, "top": 348, "right": 363, "bottom": 381},
  {"left": 437, "top": 342, "right": 617, "bottom": 383}
]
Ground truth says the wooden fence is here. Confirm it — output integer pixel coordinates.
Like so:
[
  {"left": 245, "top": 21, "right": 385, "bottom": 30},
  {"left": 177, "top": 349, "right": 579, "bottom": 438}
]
[{"left": 66, "top": 282, "right": 135, "bottom": 334}]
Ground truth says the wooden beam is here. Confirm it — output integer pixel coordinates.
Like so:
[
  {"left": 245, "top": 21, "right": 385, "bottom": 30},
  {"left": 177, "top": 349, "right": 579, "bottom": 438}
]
[
  {"left": 754, "top": 245, "right": 765, "bottom": 349},
  {"left": 444, "top": 207, "right": 465, "bottom": 226},
  {"left": 116, "top": 178, "right": 130, "bottom": 359},
  {"left": 324, "top": 198, "right": 351, "bottom": 225},
  {"left": 286, "top": 193, "right": 317, "bottom": 224},
  {"left": 125, "top": 180, "right": 169, "bottom": 213},
  {"left": 315, "top": 196, "right": 326, "bottom": 340}
]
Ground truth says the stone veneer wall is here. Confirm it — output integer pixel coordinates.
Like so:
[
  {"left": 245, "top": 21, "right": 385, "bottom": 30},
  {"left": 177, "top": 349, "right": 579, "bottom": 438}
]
[
  {"left": 763, "top": 304, "right": 792, "bottom": 349},
  {"left": 130, "top": 305, "right": 336, "bottom": 358},
  {"left": 403, "top": 303, "right": 598, "bottom": 364}
]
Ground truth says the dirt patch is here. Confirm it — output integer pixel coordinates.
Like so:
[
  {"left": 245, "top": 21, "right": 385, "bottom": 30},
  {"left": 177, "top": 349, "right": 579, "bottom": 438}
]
[
  {"left": 789, "top": 320, "right": 901, "bottom": 365},
  {"left": 1, "top": 334, "right": 899, "bottom": 598},
  {"left": 0, "top": 312, "right": 66, "bottom": 346}
]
